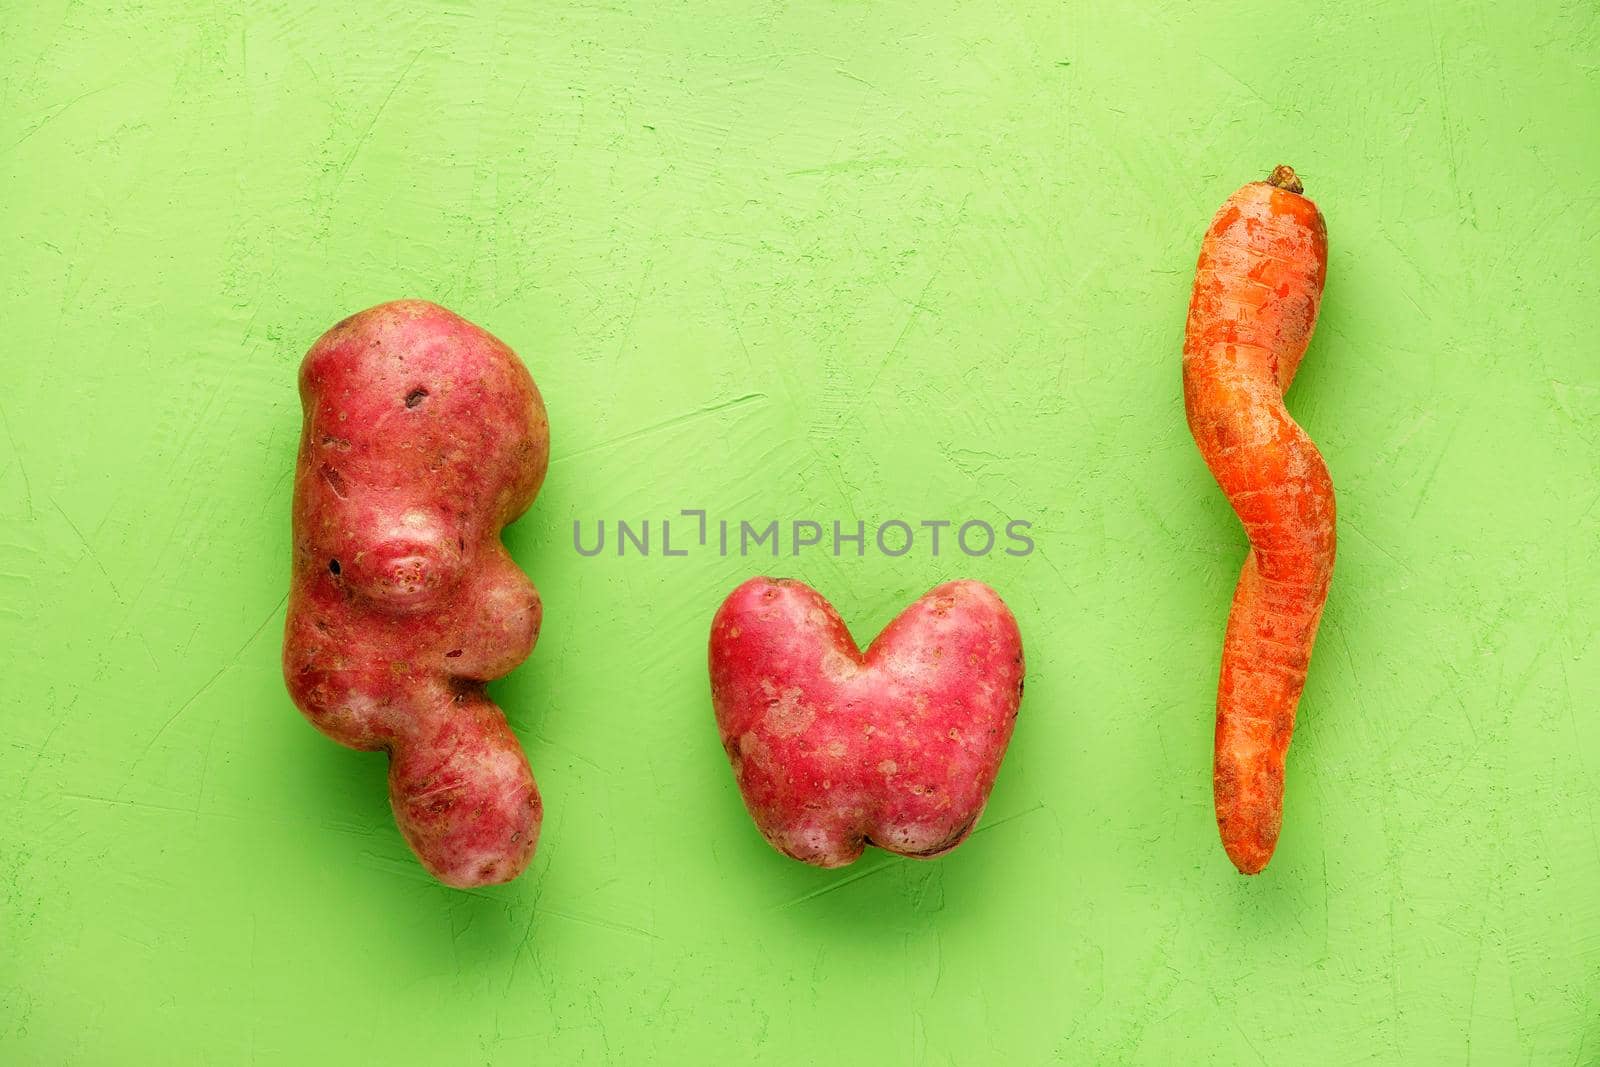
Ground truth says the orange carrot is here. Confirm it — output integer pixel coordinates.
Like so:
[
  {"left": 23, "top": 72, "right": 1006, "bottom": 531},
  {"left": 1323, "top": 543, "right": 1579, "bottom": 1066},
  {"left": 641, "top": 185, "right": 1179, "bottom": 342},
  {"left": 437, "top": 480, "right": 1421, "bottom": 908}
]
[{"left": 1183, "top": 165, "right": 1333, "bottom": 875}]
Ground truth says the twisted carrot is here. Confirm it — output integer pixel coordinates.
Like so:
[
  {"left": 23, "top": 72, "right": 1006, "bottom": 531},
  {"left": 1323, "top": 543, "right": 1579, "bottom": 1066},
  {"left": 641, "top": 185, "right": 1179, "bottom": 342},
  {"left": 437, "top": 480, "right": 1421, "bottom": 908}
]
[{"left": 1184, "top": 165, "right": 1333, "bottom": 875}]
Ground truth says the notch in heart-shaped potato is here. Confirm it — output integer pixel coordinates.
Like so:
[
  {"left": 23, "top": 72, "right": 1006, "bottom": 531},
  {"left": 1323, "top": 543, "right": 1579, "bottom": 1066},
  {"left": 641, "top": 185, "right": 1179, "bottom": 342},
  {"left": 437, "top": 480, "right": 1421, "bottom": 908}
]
[{"left": 709, "top": 577, "right": 1025, "bottom": 868}]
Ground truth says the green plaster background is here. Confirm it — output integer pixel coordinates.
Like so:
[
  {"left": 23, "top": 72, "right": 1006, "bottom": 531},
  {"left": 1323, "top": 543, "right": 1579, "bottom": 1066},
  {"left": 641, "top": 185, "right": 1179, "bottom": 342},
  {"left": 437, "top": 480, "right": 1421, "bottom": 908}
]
[{"left": 4, "top": 1, "right": 1598, "bottom": 1062}]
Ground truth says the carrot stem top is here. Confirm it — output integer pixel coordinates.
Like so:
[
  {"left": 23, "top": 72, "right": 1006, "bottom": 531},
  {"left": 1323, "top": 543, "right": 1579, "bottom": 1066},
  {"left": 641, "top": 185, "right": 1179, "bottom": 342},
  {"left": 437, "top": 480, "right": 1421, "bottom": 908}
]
[{"left": 1266, "top": 164, "right": 1304, "bottom": 194}]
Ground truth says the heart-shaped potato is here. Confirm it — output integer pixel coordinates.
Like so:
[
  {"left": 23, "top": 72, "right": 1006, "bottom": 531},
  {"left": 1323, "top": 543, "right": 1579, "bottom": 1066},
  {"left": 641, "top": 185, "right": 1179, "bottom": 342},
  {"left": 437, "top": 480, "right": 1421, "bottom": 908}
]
[{"left": 709, "top": 578, "right": 1024, "bottom": 867}]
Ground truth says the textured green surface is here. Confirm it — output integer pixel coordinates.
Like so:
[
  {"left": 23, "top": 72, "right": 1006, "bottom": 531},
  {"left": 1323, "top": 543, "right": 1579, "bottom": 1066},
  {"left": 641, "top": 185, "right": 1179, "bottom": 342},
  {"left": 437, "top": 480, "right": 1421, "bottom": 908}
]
[{"left": 4, "top": 1, "right": 1598, "bottom": 1062}]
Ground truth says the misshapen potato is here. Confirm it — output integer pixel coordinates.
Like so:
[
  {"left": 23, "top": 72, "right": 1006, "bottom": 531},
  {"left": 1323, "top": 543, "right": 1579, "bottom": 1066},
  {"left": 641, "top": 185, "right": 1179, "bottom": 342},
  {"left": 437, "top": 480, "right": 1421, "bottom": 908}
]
[
  {"left": 709, "top": 579, "right": 1024, "bottom": 868},
  {"left": 283, "top": 300, "right": 548, "bottom": 888}
]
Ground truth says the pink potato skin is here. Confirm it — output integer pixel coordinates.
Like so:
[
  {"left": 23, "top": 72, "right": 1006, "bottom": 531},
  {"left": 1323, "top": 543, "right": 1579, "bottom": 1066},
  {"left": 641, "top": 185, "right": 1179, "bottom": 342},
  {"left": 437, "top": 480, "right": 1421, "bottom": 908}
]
[
  {"left": 709, "top": 578, "right": 1025, "bottom": 868},
  {"left": 282, "top": 300, "right": 548, "bottom": 888}
]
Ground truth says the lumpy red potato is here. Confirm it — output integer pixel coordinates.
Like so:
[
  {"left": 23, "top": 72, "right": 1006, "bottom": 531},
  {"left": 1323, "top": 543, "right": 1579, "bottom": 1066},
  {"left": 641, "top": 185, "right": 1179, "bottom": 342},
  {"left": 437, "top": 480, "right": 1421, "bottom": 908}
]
[
  {"left": 282, "top": 300, "right": 548, "bottom": 888},
  {"left": 709, "top": 578, "right": 1025, "bottom": 868}
]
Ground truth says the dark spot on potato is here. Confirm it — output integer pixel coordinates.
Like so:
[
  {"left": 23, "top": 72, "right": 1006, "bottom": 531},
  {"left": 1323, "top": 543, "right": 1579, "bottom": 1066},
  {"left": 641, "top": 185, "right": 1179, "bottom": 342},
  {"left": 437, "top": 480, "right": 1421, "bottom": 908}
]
[
  {"left": 405, "top": 387, "right": 429, "bottom": 408},
  {"left": 479, "top": 862, "right": 497, "bottom": 879},
  {"left": 328, "top": 558, "right": 341, "bottom": 575},
  {"left": 445, "top": 649, "right": 463, "bottom": 658}
]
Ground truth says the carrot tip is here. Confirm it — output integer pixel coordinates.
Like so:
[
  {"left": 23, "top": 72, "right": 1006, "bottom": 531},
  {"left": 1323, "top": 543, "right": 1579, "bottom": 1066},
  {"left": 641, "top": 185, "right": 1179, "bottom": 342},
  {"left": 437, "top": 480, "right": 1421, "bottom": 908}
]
[
  {"left": 1231, "top": 856, "right": 1268, "bottom": 876},
  {"left": 1219, "top": 822, "right": 1276, "bottom": 874},
  {"left": 1266, "top": 164, "right": 1304, "bottom": 194}
]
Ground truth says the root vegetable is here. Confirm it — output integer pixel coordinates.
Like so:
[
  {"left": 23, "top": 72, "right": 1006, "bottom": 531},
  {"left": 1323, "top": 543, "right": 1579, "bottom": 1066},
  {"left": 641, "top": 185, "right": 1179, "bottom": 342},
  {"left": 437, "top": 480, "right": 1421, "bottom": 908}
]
[
  {"left": 1183, "top": 165, "right": 1334, "bottom": 875},
  {"left": 282, "top": 300, "right": 548, "bottom": 888},
  {"left": 709, "top": 578, "right": 1024, "bottom": 868}
]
